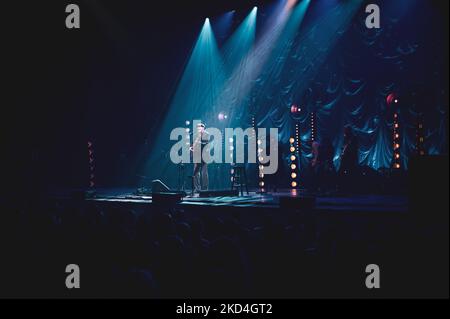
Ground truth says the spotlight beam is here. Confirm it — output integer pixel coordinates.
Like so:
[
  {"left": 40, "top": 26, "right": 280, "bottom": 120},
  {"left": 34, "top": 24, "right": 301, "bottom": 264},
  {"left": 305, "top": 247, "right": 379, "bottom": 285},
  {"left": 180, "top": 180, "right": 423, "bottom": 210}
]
[
  {"left": 142, "top": 18, "right": 224, "bottom": 186},
  {"left": 213, "top": 1, "right": 295, "bottom": 126}
]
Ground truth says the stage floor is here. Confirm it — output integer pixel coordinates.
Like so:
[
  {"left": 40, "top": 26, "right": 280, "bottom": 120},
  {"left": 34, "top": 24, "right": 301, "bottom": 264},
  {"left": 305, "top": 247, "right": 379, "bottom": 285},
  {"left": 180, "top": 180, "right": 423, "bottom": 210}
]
[{"left": 83, "top": 188, "right": 408, "bottom": 215}]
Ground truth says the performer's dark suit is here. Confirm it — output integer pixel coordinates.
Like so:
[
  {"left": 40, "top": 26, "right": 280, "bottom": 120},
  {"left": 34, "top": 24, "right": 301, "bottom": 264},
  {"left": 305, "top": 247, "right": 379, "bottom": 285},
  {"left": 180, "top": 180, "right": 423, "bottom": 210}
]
[{"left": 338, "top": 127, "right": 359, "bottom": 193}]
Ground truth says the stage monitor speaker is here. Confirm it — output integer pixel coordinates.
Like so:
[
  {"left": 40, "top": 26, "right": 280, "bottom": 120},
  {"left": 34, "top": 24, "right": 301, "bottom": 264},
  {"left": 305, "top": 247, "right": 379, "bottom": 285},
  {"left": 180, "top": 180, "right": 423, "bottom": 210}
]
[
  {"left": 151, "top": 179, "right": 186, "bottom": 205},
  {"left": 198, "top": 189, "right": 240, "bottom": 198},
  {"left": 279, "top": 196, "right": 316, "bottom": 211},
  {"left": 151, "top": 192, "right": 186, "bottom": 205},
  {"left": 151, "top": 179, "right": 170, "bottom": 193}
]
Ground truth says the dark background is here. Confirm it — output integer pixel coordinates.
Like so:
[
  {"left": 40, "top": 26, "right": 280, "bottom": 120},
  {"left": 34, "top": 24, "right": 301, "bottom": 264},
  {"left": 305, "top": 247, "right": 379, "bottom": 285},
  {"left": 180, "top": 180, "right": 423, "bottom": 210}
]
[
  {"left": 0, "top": 0, "right": 448, "bottom": 300},
  {"left": 2, "top": 0, "right": 277, "bottom": 192},
  {"left": 2, "top": 0, "right": 448, "bottom": 194}
]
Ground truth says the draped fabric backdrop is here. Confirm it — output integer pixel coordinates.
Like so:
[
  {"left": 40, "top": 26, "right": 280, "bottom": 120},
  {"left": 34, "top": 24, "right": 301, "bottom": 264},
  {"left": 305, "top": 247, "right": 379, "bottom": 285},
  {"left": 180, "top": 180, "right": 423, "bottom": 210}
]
[
  {"left": 239, "top": 1, "right": 447, "bottom": 182},
  {"left": 143, "top": 0, "right": 447, "bottom": 190}
]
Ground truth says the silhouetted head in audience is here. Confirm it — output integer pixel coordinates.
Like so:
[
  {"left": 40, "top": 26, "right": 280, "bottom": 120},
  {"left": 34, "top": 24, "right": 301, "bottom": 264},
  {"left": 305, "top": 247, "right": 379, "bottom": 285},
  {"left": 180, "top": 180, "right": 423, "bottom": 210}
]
[
  {"left": 123, "top": 268, "right": 157, "bottom": 298},
  {"left": 151, "top": 213, "right": 176, "bottom": 239},
  {"left": 209, "top": 237, "right": 243, "bottom": 270},
  {"left": 206, "top": 237, "right": 247, "bottom": 297},
  {"left": 190, "top": 218, "right": 205, "bottom": 239},
  {"left": 222, "top": 218, "right": 243, "bottom": 239},
  {"left": 203, "top": 216, "right": 225, "bottom": 240},
  {"left": 176, "top": 222, "right": 192, "bottom": 246}
]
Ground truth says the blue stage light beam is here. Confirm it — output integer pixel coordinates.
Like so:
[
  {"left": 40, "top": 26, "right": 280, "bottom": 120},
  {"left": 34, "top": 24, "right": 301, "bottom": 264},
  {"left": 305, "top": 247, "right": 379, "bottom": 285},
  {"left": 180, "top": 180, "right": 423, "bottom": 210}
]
[
  {"left": 171, "top": 17, "right": 224, "bottom": 116},
  {"left": 250, "top": 0, "right": 311, "bottom": 109},
  {"left": 194, "top": 6, "right": 259, "bottom": 129},
  {"left": 284, "top": 0, "right": 364, "bottom": 102},
  {"left": 212, "top": 0, "right": 296, "bottom": 125},
  {"left": 253, "top": 0, "right": 363, "bottom": 141}
]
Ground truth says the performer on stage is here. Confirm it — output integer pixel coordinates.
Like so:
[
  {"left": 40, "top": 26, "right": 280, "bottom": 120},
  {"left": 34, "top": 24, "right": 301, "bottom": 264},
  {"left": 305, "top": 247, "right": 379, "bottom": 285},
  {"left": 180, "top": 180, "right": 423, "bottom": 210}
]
[
  {"left": 311, "top": 137, "right": 336, "bottom": 193},
  {"left": 192, "top": 123, "right": 210, "bottom": 192}
]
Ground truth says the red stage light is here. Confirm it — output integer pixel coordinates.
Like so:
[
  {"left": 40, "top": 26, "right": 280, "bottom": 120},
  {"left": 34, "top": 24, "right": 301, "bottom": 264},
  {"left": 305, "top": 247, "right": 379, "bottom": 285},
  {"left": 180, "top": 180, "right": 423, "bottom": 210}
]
[
  {"left": 291, "top": 105, "right": 297, "bottom": 113},
  {"left": 291, "top": 105, "right": 301, "bottom": 114},
  {"left": 386, "top": 92, "right": 398, "bottom": 106}
]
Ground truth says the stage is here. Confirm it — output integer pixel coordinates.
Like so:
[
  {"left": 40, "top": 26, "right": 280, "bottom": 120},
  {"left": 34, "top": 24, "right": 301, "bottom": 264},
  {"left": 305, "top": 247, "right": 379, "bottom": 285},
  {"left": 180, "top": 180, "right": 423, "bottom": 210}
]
[{"left": 78, "top": 188, "right": 408, "bottom": 216}]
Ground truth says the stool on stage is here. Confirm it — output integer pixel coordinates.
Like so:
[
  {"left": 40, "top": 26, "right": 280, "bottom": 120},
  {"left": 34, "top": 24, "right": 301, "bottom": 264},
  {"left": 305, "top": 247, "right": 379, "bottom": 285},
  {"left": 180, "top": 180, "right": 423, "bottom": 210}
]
[{"left": 231, "top": 164, "right": 249, "bottom": 196}]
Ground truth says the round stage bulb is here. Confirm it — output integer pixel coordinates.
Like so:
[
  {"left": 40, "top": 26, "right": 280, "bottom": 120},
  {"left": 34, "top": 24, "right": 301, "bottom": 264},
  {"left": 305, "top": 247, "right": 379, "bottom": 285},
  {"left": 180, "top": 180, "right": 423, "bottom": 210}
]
[
  {"left": 291, "top": 173, "right": 297, "bottom": 179},
  {"left": 259, "top": 181, "right": 265, "bottom": 187},
  {"left": 229, "top": 138, "right": 234, "bottom": 143},
  {"left": 290, "top": 147, "right": 296, "bottom": 153},
  {"left": 289, "top": 138, "right": 295, "bottom": 144},
  {"left": 291, "top": 181, "right": 297, "bottom": 188},
  {"left": 291, "top": 155, "right": 296, "bottom": 161},
  {"left": 291, "top": 164, "right": 296, "bottom": 170},
  {"left": 259, "top": 156, "right": 264, "bottom": 162},
  {"left": 218, "top": 112, "right": 226, "bottom": 121},
  {"left": 257, "top": 140, "right": 262, "bottom": 145},
  {"left": 185, "top": 120, "right": 190, "bottom": 126}
]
